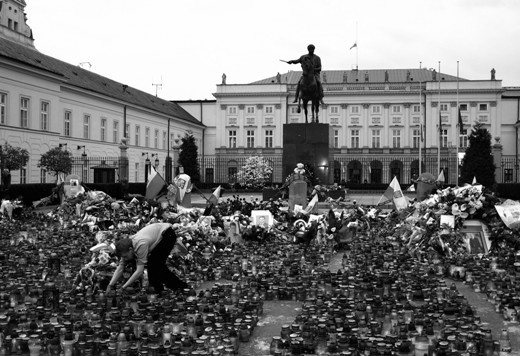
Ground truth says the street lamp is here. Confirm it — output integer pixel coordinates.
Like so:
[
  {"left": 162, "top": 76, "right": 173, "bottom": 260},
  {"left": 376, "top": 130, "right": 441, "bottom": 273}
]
[
  {"left": 77, "top": 145, "right": 87, "bottom": 182},
  {"left": 151, "top": 153, "right": 160, "bottom": 168},
  {"left": 142, "top": 152, "right": 150, "bottom": 182},
  {"left": 172, "top": 138, "right": 181, "bottom": 177}
]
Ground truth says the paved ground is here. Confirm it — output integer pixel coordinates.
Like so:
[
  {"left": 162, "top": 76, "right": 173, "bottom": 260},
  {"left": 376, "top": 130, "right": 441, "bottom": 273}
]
[{"left": 198, "top": 253, "right": 520, "bottom": 356}]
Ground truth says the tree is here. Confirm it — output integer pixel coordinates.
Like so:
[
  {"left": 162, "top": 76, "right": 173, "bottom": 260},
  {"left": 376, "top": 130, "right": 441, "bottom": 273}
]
[
  {"left": 178, "top": 131, "right": 200, "bottom": 184},
  {"left": 38, "top": 147, "right": 73, "bottom": 178},
  {"left": 460, "top": 122, "right": 495, "bottom": 187},
  {"left": 235, "top": 156, "right": 273, "bottom": 189},
  {"left": 0, "top": 143, "right": 29, "bottom": 171}
]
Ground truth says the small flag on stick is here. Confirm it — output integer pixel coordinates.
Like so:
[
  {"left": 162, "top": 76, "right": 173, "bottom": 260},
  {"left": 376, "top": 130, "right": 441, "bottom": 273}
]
[
  {"left": 208, "top": 185, "right": 221, "bottom": 205},
  {"left": 349, "top": 42, "right": 357, "bottom": 50},
  {"left": 305, "top": 193, "right": 319, "bottom": 214},
  {"left": 437, "top": 170, "right": 445, "bottom": 183},
  {"left": 145, "top": 166, "right": 167, "bottom": 200},
  {"left": 378, "top": 177, "right": 408, "bottom": 210}
]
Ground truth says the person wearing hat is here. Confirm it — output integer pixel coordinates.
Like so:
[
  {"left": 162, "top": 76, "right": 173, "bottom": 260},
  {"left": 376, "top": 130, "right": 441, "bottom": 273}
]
[
  {"left": 107, "top": 222, "right": 188, "bottom": 294},
  {"left": 286, "top": 44, "right": 325, "bottom": 105}
]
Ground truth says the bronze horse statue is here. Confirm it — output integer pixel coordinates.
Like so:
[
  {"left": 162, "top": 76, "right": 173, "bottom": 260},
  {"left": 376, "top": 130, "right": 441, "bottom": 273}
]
[{"left": 297, "top": 56, "right": 320, "bottom": 123}]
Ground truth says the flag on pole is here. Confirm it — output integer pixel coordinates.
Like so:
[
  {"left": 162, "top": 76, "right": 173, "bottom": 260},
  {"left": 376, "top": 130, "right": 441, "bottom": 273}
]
[
  {"left": 305, "top": 193, "right": 319, "bottom": 214},
  {"left": 420, "top": 123, "right": 424, "bottom": 142},
  {"left": 145, "top": 166, "right": 167, "bottom": 200},
  {"left": 437, "top": 169, "right": 445, "bottom": 183},
  {"left": 472, "top": 176, "right": 477, "bottom": 185},
  {"left": 208, "top": 185, "right": 221, "bottom": 205},
  {"left": 377, "top": 177, "right": 408, "bottom": 210},
  {"left": 349, "top": 42, "right": 357, "bottom": 50},
  {"left": 458, "top": 107, "right": 464, "bottom": 135}
]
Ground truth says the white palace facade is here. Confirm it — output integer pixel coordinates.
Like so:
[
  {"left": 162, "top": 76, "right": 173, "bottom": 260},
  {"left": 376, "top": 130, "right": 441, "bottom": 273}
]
[
  {"left": 2, "top": 0, "right": 520, "bottom": 186},
  {"left": 0, "top": 0, "right": 204, "bottom": 184},
  {"left": 180, "top": 68, "right": 520, "bottom": 185}
]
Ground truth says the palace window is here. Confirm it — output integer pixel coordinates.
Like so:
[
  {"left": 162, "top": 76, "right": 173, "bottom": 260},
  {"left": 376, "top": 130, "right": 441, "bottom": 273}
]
[
  {"left": 392, "top": 130, "right": 401, "bottom": 148},
  {"left": 351, "top": 130, "right": 360, "bottom": 148},
  {"left": 228, "top": 130, "right": 237, "bottom": 148},
  {"left": 371, "top": 129, "right": 381, "bottom": 148},
  {"left": 64, "top": 111, "right": 71, "bottom": 137},
  {"left": 145, "top": 127, "right": 150, "bottom": 147},
  {"left": 479, "top": 103, "right": 488, "bottom": 111},
  {"left": 392, "top": 105, "right": 401, "bottom": 114},
  {"left": 459, "top": 129, "right": 468, "bottom": 148},
  {"left": 20, "top": 97, "right": 29, "bottom": 128},
  {"left": 265, "top": 130, "right": 273, "bottom": 148},
  {"left": 265, "top": 106, "right": 273, "bottom": 114},
  {"left": 154, "top": 129, "right": 159, "bottom": 148},
  {"left": 412, "top": 129, "right": 421, "bottom": 149},
  {"left": 333, "top": 129, "right": 339, "bottom": 148},
  {"left": 440, "top": 103, "right": 448, "bottom": 111},
  {"left": 246, "top": 130, "right": 255, "bottom": 148},
  {"left": 372, "top": 105, "right": 381, "bottom": 114},
  {"left": 113, "top": 121, "right": 120, "bottom": 143},
  {"left": 0, "top": 93, "right": 6, "bottom": 124},
  {"left": 83, "top": 114, "right": 90, "bottom": 139},
  {"left": 40, "top": 101, "right": 49, "bottom": 131},
  {"left": 440, "top": 129, "right": 448, "bottom": 148},
  {"left": 100, "top": 118, "right": 107, "bottom": 141},
  {"left": 135, "top": 126, "right": 141, "bottom": 146}
]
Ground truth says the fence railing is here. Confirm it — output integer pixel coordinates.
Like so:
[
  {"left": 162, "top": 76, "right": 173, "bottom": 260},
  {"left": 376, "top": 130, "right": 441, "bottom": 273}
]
[{"left": 72, "top": 154, "right": 520, "bottom": 185}]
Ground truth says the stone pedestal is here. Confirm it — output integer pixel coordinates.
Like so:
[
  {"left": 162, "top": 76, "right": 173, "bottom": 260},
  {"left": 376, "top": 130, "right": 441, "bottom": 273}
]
[
  {"left": 289, "top": 179, "right": 308, "bottom": 211},
  {"left": 283, "top": 123, "right": 330, "bottom": 185}
]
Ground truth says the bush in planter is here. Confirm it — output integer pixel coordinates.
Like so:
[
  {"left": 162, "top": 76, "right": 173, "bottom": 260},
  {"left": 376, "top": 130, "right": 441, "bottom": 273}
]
[{"left": 234, "top": 156, "right": 273, "bottom": 189}]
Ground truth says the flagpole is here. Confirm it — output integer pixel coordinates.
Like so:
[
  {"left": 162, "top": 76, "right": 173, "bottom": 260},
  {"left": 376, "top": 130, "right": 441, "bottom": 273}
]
[
  {"left": 437, "top": 61, "right": 441, "bottom": 177},
  {"left": 456, "top": 61, "right": 460, "bottom": 187},
  {"left": 419, "top": 61, "right": 422, "bottom": 177},
  {"left": 355, "top": 21, "right": 359, "bottom": 70}
]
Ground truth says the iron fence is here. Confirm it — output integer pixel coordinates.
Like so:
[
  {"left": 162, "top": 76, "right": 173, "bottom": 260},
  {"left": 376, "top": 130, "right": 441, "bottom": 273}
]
[
  {"left": 197, "top": 154, "right": 459, "bottom": 185},
  {"left": 72, "top": 154, "right": 518, "bottom": 185}
]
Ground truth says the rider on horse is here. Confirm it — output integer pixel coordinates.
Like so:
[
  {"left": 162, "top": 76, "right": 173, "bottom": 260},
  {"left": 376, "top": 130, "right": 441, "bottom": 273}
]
[{"left": 287, "top": 44, "right": 325, "bottom": 105}]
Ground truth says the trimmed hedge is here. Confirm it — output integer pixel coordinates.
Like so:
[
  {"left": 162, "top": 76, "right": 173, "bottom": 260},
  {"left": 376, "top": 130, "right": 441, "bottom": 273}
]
[
  {"left": 0, "top": 184, "right": 55, "bottom": 205},
  {"left": 496, "top": 184, "right": 520, "bottom": 200}
]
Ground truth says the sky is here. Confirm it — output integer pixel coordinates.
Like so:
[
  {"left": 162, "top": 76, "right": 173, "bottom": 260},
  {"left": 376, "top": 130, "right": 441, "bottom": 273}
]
[{"left": 25, "top": 0, "right": 520, "bottom": 101}]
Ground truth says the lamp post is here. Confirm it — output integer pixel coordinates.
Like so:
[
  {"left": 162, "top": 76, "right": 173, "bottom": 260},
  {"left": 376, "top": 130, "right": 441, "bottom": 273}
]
[
  {"left": 77, "top": 145, "right": 87, "bottom": 182},
  {"left": 166, "top": 117, "right": 172, "bottom": 183},
  {"left": 151, "top": 153, "right": 160, "bottom": 168},
  {"left": 172, "top": 138, "right": 181, "bottom": 178},
  {"left": 142, "top": 152, "right": 150, "bottom": 183}
]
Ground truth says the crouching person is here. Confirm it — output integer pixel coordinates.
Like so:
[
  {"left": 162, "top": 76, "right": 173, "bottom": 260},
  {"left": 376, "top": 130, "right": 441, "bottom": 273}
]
[{"left": 107, "top": 222, "right": 188, "bottom": 294}]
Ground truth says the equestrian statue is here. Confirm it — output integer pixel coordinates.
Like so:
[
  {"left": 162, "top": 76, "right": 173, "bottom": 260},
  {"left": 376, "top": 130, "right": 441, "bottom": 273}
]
[{"left": 284, "top": 44, "right": 324, "bottom": 123}]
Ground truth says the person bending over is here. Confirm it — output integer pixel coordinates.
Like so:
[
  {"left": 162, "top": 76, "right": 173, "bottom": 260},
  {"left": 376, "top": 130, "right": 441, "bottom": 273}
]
[{"left": 107, "top": 222, "right": 188, "bottom": 294}]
